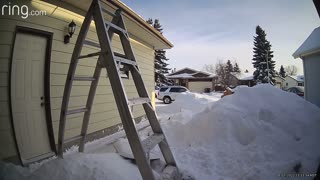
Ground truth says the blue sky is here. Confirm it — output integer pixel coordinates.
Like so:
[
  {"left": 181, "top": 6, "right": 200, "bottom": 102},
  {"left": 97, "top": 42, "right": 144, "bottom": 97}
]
[{"left": 122, "top": 0, "right": 320, "bottom": 74}]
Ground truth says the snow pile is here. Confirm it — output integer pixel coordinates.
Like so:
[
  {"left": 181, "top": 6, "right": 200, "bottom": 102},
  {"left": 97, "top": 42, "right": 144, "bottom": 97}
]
[
  {"left": 0, "top": 153, "right": 142, "bottom": 180},
  {"left": 1, "top": 85, "right": 320, "bottom": 180},
  {"left": 157, "top": 92, "right": 221, "bottom": 123},
  {"left": 160, "top": 84, "right": 320, "bottom": 180}
]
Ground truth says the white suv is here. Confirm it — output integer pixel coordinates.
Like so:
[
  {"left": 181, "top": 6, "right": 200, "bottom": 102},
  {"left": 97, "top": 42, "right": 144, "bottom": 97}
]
[{"left": 157, "top": 86, "right": 189, "bottom": 104}]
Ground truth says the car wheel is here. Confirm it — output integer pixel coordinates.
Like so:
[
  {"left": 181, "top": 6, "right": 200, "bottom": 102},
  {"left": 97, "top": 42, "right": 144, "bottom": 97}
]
[{"left": 163, "top": 96, "right": 171, "bottom": 104}]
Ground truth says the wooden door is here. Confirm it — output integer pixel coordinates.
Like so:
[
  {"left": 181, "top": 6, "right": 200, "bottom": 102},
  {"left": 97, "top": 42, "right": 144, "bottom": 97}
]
[{"left": 11, "top": 32, "right": 53, "bottom": 163}]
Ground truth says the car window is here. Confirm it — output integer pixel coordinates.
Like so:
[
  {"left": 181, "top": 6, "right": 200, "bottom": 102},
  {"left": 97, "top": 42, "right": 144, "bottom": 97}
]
[
  {"left": 160, "top": 87, "right": 168, "bottom": 92},
  {"left": 169, "top": 87, "right": 187, "bottom": 93},
  {"left": 169, "top": 87, "right": 180, "bottom": 92},
  {"left": 179, "top": 88, "right": 187, "bottom": 92}
]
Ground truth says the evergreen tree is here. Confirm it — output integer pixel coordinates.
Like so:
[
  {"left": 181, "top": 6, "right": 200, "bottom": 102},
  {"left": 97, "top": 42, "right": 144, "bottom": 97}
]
[
  {"left": 252, "top": 26, "right": 276, "bottom": 84},
  {"left": 279, "top": 65, "right": 286, "bottom": 78},
  {"left": 233, "top": 62, "right": 241, "bottom": 73},
  {"left": 224, "top": 60, "right": 234, "bottom": 86},
  {"left": 146, "top": 18, "right": 170, "bottom": 83},
  {"left": 225, "top": 60, "right": 234, "bottom": 73}
]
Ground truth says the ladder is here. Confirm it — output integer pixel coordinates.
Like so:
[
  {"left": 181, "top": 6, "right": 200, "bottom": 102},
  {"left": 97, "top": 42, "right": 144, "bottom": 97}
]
[{"left": 57, "top": 0, "right": 180, "bottom": 179}]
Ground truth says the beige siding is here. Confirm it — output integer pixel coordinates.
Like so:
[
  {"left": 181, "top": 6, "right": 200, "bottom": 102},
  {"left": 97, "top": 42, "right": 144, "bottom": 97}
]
[
  {"left": 188, "top": 81, "right": 212, "bottom": 93},
  {"left": 284, "top": 76, "right": 298, "bottom": 89},
  {"left": 0, "top": 0, "right": 155, "bottom": 160}
]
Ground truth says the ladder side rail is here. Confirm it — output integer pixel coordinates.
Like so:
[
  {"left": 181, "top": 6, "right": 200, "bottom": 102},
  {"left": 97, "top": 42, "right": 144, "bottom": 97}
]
[
  {"left": 92, "top": 1, "right": 156, "bottom": 179},
  {"left": 78, "top": 8, "right": 122, "bottom": 153},
  {"left": 116, "top": 16, "right": 162, "bottom": 133},
  {"left": 78, "top": 56, "right": 102, "bottom": 152},
  {"left": 117, "top": 14, "right": 178, "bottom": 167},
  {"left": 57, "top": 4, "right": 94, "bottom": 158}
]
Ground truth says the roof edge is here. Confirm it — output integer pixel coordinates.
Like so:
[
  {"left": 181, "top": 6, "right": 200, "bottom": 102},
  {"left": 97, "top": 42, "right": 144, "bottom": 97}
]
[{"left": 108, "top": 0, "right": 173, "bottom": 49}]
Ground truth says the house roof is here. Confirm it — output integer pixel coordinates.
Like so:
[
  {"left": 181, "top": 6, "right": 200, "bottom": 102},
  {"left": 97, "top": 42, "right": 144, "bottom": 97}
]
[
  {"left": 293, "top": 26, "right": 320, "bottom": 58},
  {"left": 167, "top": 67, "right": 198, "bottom": 76},
  {"left": 167, "top": 67, "right": 216, "bottom": 79},
  {"left": 287, "top": 75, "right": 304, "bottom": 82},
  {"left": 44, "top": 0, "right": 173, "bottom": 49},
  {"left": 231, "top": 72, "right": 254, "bottom": 81},
  {"left": 275, "top": 75, "right": 285, "bottom": 81},
  {"left": 166, "top": 73, "right": 194, "bottom": 79}
]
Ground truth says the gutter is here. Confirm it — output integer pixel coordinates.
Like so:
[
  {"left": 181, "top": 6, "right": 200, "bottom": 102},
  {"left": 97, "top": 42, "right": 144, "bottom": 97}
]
[{"left": 107, "top": 0, "right": 174, "bottom": 48}]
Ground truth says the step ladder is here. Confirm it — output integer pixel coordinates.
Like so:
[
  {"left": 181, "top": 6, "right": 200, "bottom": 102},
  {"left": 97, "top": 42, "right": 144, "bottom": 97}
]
[{"left": 57, "top": 0, "right": 180, "bottom": 179}]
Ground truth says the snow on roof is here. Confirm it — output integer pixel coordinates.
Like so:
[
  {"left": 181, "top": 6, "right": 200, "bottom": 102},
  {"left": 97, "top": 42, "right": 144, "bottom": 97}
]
[
  {"left": 167, "top": 68, "right": 216, "bottom": 79},
  {"left": 167, "top": 67, "right": 198, "bottom": 76},
  {"left": 293, "top": 26, "right": 320, "bottom": 58},
  {"left": 231, "top": 72, "right": 254, "bottom": 80},
  {"left": 167, "top": 73, "right": 194, "bottom": 79},
  {"left": 288, "top": 75, "right": 304, "bottom": 82}
]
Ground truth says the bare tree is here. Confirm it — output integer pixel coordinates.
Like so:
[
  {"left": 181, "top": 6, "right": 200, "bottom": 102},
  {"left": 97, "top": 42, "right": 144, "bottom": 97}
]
[
  {"left": 202, "top": 64, "right": 215, "bottom": 73},
  {"left": 284, "top": 65, "right": 298, "bottom": 76},
  {"left": 214, "top": 60, "right": 233, "bottom": 87}
]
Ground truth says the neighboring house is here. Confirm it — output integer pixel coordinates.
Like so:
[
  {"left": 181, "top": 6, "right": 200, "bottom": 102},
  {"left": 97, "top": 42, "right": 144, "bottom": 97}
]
[
  {"left": 166, "top": 68, "right": 217, "bottom": 93},
  {"left": 293, "top": 26, "right": 320, "bottom": 107},
  {"left": 0, "top": 0, "right": 173, "bottom": 165},
  {"left": 274, "top": 76, "right": 286, "bottom": 89},
  {"left": 229, "top": 72, "right": 255, "bottom": 87},
  {"left": 284, "top": 75, "right": 304, "bottom": 90}
]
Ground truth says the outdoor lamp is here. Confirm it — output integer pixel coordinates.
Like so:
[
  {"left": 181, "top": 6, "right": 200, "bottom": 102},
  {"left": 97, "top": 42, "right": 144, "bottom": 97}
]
[{"left": 64, "top": 20, "right": 76, "bottom": 44}]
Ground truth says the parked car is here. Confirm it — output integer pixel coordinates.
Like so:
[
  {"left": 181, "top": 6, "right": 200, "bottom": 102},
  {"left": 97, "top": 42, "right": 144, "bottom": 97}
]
[
  {"left": 157, "top": 86, "right": 189, "bottom": 104},
  {"left": 287, "top": 86, "right": 304, "bottom": 97}
]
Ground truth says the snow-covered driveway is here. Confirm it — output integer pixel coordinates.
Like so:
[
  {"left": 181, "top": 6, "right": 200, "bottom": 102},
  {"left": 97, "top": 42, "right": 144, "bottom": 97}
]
[{"left": 1, "top": 85, "right": 320, "bottom": 180}]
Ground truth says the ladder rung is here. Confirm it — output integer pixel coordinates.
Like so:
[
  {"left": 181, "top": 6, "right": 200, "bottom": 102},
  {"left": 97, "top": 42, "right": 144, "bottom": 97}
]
[
  {"left": 78, "top": 52, "right": 103, "bottom": 59},
  {"left": 84, "top": 40, "right": 100, "bottom": 48},
  {"left": 128, "top": 97, "right": 150, "bottom": 106},
  {"left": 73, "top": 76, "right": 96, "bottom": 81},
  {"left": 101, "top": 7, "right": 116, "bottom": 17},
  {"left": 66, "top": 107, "right": 88, "bottom": 115},
  {"left": 64, "top": 135, "right": 82, "bottom": 144},
  {"left": 114, "top": 55, "right": 138, "bottom": 66},
  {"left": 105, "top": 21, "right": 127, "bottom": 35},
  {"left": 142, "top": 133, "right": 164, "bottom": 152}
]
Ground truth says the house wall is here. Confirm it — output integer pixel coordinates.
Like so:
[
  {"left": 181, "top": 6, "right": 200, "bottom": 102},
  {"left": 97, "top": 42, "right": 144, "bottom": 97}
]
[
  {"left": 303, "top": 52, "right": 320, "bottom": 107},
  {"left": 188, "top": 81, "right": 212, "bottom": 93},
  {"left": 274, "top": 77, "right": 284, "bottom": 89},
  {"left": 0, "top": 1, "right": 155, "bottom": 161},
  {"left": 284, "top": 76, "right": 298, "bottom": 90}
]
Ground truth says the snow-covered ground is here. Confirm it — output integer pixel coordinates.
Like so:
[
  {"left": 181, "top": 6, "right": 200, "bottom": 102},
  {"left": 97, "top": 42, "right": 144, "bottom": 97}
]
[{"left": 1, "top": 84, "right": 320, "bottom": 180}]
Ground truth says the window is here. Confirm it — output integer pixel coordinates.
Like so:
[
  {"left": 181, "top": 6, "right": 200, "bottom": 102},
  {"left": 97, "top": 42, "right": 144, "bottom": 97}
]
[
  {"left": 160, "top": 87, "right": 169, "bottom": 92},
  {"left": 286, "top": 83, "right": 288, "bottom": 86},
  {"left": 169, "top": 87, "right": 186, "bottom": 92},
  {"left": 179, "top": 88, "right": 187, "bottom": 92},
  {"left": 298, "top": 82, "right": 303, "bottom": 86}
]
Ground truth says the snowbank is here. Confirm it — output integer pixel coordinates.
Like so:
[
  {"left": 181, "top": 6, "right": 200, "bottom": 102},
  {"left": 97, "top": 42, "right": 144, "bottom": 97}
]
[
  {"left": 156, "top": 92, "right": 221, "bottom": 123},
  {"left": 160, "top": 84, "right": 320, "bottom": 180},
  {"left": 0, "top": 153, "right": 142, "bottom": 180},
  {"left": 1, "top": 85, "right": 319, "bottom": 180}
]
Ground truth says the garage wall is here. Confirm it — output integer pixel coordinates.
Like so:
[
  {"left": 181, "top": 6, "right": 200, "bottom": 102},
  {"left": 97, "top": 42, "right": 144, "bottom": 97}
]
[
  {"left": 188, "top": 81, "right": 212, "bottom": 93},
  {"left": 303, "top": 53, "right": 320, "bottom": 107},
  {"left": 0, "top": 0, "right": 155, "bottom": 160}
]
